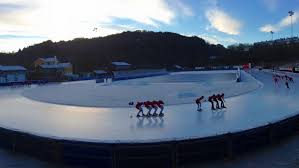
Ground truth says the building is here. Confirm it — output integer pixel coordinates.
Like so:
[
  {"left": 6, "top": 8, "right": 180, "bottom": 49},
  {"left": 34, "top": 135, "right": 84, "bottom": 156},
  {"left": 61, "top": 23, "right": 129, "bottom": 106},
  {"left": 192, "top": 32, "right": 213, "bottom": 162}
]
[
  {"left": 34, "top": 56, "right": 73, "bottom": 75},
  {"left": 110, "top": 62, "right": 131, "bottom": 71},
  {"left": 31, "top": 56, "right": 73, "bottom": 81},
  {"left": 38, "top": 63, "right": 73, "bottom": 75},
  {"left": 33, "top": 56, "right": 59, "bottom": 68},
  {"left": 0, "top": 65, "right": 27, "bottom": 85}
]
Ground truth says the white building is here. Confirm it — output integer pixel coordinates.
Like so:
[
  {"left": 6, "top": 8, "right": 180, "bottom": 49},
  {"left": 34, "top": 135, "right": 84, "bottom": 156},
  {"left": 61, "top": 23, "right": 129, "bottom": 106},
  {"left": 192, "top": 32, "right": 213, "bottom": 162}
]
[{"left": 0, "top": 65, "right": 27, "bottom": 84}]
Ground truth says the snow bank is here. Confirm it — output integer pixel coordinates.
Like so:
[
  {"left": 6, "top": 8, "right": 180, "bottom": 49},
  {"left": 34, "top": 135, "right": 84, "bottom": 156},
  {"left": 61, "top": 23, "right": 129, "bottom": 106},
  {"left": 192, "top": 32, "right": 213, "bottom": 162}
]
[{"left": 22, "top": 70, "right": 261, "bottom": 107}]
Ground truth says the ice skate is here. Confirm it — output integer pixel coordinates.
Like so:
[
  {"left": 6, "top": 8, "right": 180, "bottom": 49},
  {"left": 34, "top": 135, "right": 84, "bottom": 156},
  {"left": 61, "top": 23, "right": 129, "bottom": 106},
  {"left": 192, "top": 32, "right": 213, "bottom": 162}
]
[{"left": 159, "top": 113, "right": 164, "bottom": 117}]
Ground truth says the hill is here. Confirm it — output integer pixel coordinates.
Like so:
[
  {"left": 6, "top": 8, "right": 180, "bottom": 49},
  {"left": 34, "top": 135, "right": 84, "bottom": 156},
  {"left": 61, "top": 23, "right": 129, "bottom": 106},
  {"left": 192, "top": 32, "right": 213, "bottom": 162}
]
[{"left": 0, "top": 31, "right": 229, "bottom": 72}]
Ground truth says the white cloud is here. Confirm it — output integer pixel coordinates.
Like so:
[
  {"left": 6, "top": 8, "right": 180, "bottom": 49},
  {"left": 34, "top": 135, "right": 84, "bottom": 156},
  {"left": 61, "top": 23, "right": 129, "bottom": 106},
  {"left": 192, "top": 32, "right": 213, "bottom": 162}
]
[
  {"left": 0, "top": 0, "right": 193, "bottom": 52},
  {"left": 184, "top": 33, "right": 238, "bottom": 46},
  {"left": 200, "top": 35, "right": 220, "bottom": 44},
  {"left": 200, "top": 34, "right": 237, "bottom": 45},
  {"left": 0, "top": 37, "right": 45, "bottom": 53},
  {"left": 173, "top": 0, "right": 194, "bottom": 16},
  {"left": 205, "top": 8, "right": 242, "bottom": 35},
  {"left": 259, "top": 24, "right": 278, "bottom": 32},
  {"left": 259, "top": 11, "right": 299, "bottom": 33},
  {"left": 263, "top": 0, "right": 279, "bottom": 11},
  {"left": 279, "top": 12, "right": 299, "bottom": 27}
]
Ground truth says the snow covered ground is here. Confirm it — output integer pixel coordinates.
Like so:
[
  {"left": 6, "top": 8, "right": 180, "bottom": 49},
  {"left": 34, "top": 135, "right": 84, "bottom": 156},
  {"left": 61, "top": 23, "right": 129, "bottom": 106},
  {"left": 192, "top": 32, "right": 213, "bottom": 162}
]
[
  {"left": 22, "top": 70, "right": 260, "bottom": 107},
  {"left": 0, "top": 69, "right": 297, "bottom": 143}
]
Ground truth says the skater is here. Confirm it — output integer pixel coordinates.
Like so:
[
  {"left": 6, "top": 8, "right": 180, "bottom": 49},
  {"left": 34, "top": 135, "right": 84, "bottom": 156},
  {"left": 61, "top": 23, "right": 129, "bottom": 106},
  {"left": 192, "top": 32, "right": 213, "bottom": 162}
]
[
  {"left": 151, "top": 101, "right": 159, "bottom": 116},
  {"left": 218, "top": 93, "right": 226, "bottom": 108},
  {"left": 144, "top": 101, "right": 153, "bottom": 117},
  {"left": 195, "top": 96, "right": 204, "bottom": 111},
  {"left": 157, "top": 100, "right": 165, "bottom": 117},
  {"left": 212, "top": 94, "right": 220, "bottom": 109},
  {"left": 285, "top": 81, "right": 290, "bottom": 89},
  {"left": 135, "top": 102, "right": 144, "bottom": 117},
  {"left": 208, "top": 96, "right": 215, "bottom": 110}
]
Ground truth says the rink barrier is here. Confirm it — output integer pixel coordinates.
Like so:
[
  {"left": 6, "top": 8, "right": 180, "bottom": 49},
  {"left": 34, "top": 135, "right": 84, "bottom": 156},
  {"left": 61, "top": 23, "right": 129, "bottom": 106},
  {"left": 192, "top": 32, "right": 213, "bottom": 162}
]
[
  {"left": 113, "top": 72, "right": 169, "bottom": 81},
  {"left": 0, "top": 112, "right": 298, "bottom": 168}
]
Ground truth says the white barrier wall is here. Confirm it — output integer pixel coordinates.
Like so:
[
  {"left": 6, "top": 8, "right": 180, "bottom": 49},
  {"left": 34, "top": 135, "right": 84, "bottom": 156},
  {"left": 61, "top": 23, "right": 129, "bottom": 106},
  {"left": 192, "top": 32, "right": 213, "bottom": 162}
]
[{"left": 113, "top": 69, "right": 168, "bottom": 80}]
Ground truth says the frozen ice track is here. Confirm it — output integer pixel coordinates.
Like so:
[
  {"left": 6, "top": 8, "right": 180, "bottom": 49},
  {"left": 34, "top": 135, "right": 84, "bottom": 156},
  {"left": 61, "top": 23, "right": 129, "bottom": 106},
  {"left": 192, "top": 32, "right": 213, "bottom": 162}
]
[
  {"left": 0, "top": 70, "right": 298, "bottom": 167},
  {"left": 0, "top": 70, "right": 297, "bottom": 142}
]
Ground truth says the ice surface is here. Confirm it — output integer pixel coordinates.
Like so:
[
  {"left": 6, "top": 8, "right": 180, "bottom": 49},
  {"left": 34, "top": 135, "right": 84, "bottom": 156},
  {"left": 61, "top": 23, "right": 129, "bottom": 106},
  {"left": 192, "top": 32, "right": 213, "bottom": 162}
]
[
  {"left": 0, "top": 70, "right": 297, "bottom": 143},
  {"left": 22, "top": 70, "right": 260, "bottom": 107}
]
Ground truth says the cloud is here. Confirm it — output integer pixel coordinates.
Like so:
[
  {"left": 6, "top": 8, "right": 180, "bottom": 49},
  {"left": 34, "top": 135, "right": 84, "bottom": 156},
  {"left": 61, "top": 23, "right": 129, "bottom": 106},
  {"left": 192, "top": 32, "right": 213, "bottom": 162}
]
[
  {"left": 262, "top": 0, "right": 279, "bottom": 11},
  {"left": 172, "top": 0, "right": 194, "bottom": 16},
  {"left": 200, "top": 35, "right": 220, "bottom": 44},
  {"left": 201, "top": 34, "right": 237, "bottom": 45},
  {"left": 205, "top": 8, "right": 242, "bottom": 35},
  {"left": 259, "top": 24, "right": 278, "bottom": 32},
  {"left": 259, "top": 11, "right": 299, "bottom": 33},
  {"left": 0, "top": 0, "right": 194, "bottom": 51},
  {"left": 0, "top": 37, "right": 46, "bottom": 52},
  {"left": 184, "top": 33, "right": 237, "bottom": 46}
]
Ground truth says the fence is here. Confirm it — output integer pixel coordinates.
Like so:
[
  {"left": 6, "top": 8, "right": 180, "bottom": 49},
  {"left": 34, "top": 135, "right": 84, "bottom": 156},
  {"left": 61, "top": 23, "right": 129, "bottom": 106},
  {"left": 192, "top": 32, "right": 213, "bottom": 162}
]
[{"left": 0, "top": 111, "right": 298, "bottom": 168}]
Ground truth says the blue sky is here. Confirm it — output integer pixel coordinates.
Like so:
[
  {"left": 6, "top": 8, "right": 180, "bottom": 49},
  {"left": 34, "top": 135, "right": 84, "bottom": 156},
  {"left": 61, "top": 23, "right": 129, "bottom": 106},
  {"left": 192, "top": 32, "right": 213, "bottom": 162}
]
[{"left": 0, "top": 0, "right": 299, "bottom": 52}]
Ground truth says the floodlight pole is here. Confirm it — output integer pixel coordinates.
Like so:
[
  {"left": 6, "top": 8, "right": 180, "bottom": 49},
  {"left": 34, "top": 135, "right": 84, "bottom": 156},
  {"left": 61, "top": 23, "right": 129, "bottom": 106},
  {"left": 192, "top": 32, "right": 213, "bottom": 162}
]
[
  {"left": 289, "top": 11, "right": 294, "bottom": 37},
  {"left": 270, "top": 31, "right": 274, "bottom": 41}
]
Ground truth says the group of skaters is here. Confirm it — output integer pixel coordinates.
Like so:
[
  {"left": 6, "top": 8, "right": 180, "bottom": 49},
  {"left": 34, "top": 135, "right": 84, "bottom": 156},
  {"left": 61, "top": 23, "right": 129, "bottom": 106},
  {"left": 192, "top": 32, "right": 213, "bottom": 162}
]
[
  {"left": 273, "top": 74, "right": 294, "bottom": 89},
  {"left": 130, "top": 100, "right": 165, "bottom": 117},
  {"left": 208, "top": 93, "right": 226, "bottom": 110},
  {"left": 195, "top": 93, "right": 226, "bottom": 111},
  {"left": 130, "top": 94, "right": 227, "bottom": 118}
]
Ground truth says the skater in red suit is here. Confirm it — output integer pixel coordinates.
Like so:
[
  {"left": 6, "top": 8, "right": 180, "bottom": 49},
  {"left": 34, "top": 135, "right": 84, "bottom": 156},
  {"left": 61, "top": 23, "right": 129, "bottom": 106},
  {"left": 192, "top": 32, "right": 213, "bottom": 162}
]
[
  {"left": 135, "top": 102, "right": 144, "bottom": 117},
  {"left": 144, "top": 101, "right": 152, "bottom": 117},
  {"left": 212, "top": 94, "right": 220, "bottom": 109},
  {"left": 218, "top": 93, "right": 226, "bottom": 108},
  {"left": 157, "top": 100, "right": 165, "bottom": 117},
  {"left": 151, "top": 101, "right": 159, "bottom": 116},
  {"left": 208, "top": 96, "right": 215, "bottom": 110},
  {"left": 195, "top": 96, "right": 204, "bottom": 111}
]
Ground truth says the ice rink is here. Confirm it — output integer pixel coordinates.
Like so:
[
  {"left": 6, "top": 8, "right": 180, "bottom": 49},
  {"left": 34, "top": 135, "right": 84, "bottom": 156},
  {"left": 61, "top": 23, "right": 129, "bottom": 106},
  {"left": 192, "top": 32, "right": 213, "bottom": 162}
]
[
  {"left": 22, "top": 70, "right": 259, "bottom": 107},
  {"left": 0, "top": 69, "right": 298, "bottom": 143}
]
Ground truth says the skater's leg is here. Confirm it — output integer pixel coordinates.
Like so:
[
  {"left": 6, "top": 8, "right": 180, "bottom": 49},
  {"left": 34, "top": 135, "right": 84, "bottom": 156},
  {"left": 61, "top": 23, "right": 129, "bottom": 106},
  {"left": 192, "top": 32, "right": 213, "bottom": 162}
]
[
  {"left": 153, "top": 107, "right": 158, "bottom": 116},
  {"left": 210, "top": 101, "right": 215, "bottom": 110},
  {"left": 146, "top": 107, "right": 152, "bottom": 116},
  {"left": 215, "top": 101, "right": 220, "bottom": 109},
  {"left": 159, "top": 106, "right": 164, "bottom": 116},
  {"left": 223, "top": 101, "right": 226, "bottom": 108},
  {"left": 136, "top": 109, "right": 143, "bottom": 117},
  {"left": 198, "top": 102, "right": 202, "bottom": 111}
]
